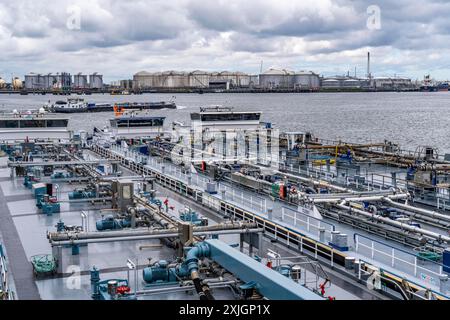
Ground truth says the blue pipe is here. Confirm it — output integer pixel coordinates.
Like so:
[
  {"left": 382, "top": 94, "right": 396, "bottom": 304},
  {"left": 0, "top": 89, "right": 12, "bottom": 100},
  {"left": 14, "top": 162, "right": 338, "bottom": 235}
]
[
  {"left": 142, "top": 243, "right": 210, "bottom": 284},
  {"left": 184, "top": 242, "right": 210, "bottom": 274}
]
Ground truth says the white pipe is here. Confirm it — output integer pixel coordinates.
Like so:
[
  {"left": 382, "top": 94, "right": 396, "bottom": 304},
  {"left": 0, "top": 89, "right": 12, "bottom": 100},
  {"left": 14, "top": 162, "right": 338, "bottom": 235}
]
[
  {"left": 310, "top": 189, "right": 399, "bottom": 198},
  {"left": 51, "top": 228, "right": 264, "bottom": 246},
  {"left": 135, "top": 280, "right": 237, "bottom": 296},
  {"left": 336, "top": 202, "right": 450, "bottom": 243},
  {"left": 383, "top": 197, "right": 450, "bottom": 223},
  {"left": 275, "top": 170, "right": 357, "bottom": 194},
  {"left": 312, "top": 193, "right": 408, "bottom": 204}
]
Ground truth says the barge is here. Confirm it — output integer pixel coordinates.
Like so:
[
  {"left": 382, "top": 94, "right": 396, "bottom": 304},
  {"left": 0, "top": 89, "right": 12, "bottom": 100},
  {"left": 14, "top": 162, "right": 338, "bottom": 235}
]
[{"left": 44, "top": 98, "right": 177, "bottom": 113}]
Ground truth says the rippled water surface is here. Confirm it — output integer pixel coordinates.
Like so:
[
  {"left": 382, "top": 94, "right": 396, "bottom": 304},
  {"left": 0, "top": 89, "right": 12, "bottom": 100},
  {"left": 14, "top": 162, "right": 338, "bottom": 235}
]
[{"left": 1, "top": 92, "right": 449, "bottom": 153}]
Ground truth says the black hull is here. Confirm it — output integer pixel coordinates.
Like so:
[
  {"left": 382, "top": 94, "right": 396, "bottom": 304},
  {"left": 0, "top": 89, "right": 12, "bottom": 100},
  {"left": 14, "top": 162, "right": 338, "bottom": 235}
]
[{"left": 50, "top": 102, "right": 176, "bottom": 113}]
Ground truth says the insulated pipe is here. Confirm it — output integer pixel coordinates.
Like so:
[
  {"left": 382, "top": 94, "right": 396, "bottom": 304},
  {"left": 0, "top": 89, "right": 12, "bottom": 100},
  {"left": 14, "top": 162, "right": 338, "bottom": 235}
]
[
  {"left": 275, "top": 170, "right": 357, "bottom": 194},
  {"left": 383, "top": 197, "right": 450, "bottom": 224},
  {"left": 48, "top": 222, "right": 259, "bottom": 241},
  {"left": 58, "top": 197, "right": 113, "bottom": 203},
  {"left": 335, "top": 202, "right": 450, "bottom": 243},
  {"left": 135, "top": 280, "right": 237, "bottom": 296},
  {"left": 310, "top": 189, "right": 400, "bottom": 198},
  {"left": 50, "top": 228, "right": 264, "bottom": 246},
  {"left": 383, "top": 207, "right": 450, "bottom": 228},
  {"left": 312, "top": 193, "right": 408, "bottom": 204}
]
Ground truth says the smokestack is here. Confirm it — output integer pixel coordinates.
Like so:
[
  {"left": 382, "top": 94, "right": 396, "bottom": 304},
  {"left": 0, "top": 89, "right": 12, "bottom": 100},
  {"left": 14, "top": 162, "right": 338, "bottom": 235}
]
[{"left": 367, "top": 52, "right": 371, "bottom": 79}]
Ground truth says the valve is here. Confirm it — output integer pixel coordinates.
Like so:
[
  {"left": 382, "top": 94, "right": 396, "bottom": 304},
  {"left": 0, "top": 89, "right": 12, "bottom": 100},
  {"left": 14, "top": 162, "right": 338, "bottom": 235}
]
[{"left": 116, "top": 285, "right": 131, "bottom": 295}]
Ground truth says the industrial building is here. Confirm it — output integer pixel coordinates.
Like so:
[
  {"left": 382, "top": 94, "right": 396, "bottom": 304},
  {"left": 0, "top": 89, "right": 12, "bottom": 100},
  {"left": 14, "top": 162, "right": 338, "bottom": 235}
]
[
  {"left": 23, "top": 72, "right": 103, "bottom": 90},
  {"left": 258, "top": 69, "right": 320, "bottom": 90},
  {"left": 25, "top": 72, "right": 72, "bottom": 90},
  {"left": 133, "top": 70, "right": 251, "bottom": 90},
  {"left": 110, "top": 79, "right": 134, "bottom": 90},
  {"left": 56, "top": 72, "right": 72, "bottom": 89},
  {"left": 321, "top": 76, "right": 414, "bottom": 91},
  {"left": 373, "top": 77, "right": 413, "bottom": 90},
  {"left": 321, "top": 76, "right": 367, "bottom": 89},
  {"left": 24, "top": 73, "right": 46, "bottom": 89},
  {"left": 44, "top": 74, "right": 58, "bottom": 89}
]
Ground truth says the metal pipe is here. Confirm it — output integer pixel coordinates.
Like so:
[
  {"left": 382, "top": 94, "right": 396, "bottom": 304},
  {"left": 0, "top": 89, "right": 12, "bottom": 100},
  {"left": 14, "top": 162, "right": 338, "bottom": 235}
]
[
  {"left": 135, "top": 280, "right": 237, "bottom": 296},
  {"left": 335, "top": 202, "right": 450, "bottom": 243},
  {"left": 383, "top": 197, "right": 450, "bottom": 223},
  {"left": 7, "top": 159, "right": 120, "bottom": 167},
  {"left": 50, "top": 228, "right": 264, "bottom": 246},
  {"left": 274, "top": 170, "right": 357, "bottom": 194},
  {"left": 48, "top": 221, "right": 258, "bottom": 241},
  {"left": 312, "top": 193, "right": 408, "bottom": 204},
  {"left": 58, "top": 197, "right": 112, "bottom": 203},
  {"left": 309, "top": 189, "right": 399, "bottom": 198}
]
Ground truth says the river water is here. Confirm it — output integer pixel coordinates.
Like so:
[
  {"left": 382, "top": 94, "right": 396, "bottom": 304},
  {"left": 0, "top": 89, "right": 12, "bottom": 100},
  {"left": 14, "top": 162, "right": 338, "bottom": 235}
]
[{"left": 1, "top": 92, "right": 449, "bottom": 153}]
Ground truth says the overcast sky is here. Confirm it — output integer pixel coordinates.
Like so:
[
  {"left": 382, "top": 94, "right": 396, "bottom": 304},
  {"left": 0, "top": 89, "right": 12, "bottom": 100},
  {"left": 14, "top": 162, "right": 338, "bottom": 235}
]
[{"left": 1, "top": 0, "right": 450, "bottom": 82}]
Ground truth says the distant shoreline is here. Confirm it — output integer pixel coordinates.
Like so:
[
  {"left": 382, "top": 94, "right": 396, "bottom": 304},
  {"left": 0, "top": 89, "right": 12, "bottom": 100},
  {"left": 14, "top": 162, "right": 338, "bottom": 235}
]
[{"left": 0, "top": 88, "right": 435, "bottom": 95}]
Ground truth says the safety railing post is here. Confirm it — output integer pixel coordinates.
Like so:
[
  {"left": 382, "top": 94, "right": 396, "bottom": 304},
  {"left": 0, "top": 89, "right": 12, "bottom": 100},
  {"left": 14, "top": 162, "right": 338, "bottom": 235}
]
[
  {"left": 371, "top": 241, "right": 375, "bottom": 259},
  {"left": 314, "top": 242, "right": 318, "bottom": 259},
  {"left": 358, "top": 261, "right": 362, "bottom": 280},
  {"left": 331, "top": 250, "right": 334, "bottom": 268},
  {"left": 414, "top": 257, "right": 418, "bottom": 277}
]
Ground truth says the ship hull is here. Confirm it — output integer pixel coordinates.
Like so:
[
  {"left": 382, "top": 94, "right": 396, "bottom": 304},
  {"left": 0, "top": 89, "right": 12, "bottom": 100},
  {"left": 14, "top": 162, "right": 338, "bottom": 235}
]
[{"left": 50, "top": 101, "right": 176, "bottom": 113}]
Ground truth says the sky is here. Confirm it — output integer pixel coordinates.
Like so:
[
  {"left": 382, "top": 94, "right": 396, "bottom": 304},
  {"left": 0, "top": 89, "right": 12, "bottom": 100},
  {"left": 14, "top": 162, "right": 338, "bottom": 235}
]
[{"left": 1, "top": 0, "right": 450, "bottom": 83}]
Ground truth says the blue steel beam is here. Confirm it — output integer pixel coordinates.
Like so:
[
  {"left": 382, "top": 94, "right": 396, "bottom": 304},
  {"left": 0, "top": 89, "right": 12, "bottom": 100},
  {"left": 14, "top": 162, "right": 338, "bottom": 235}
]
[{"left": 204, "top": 239, "right": 323, "bottom": 300}]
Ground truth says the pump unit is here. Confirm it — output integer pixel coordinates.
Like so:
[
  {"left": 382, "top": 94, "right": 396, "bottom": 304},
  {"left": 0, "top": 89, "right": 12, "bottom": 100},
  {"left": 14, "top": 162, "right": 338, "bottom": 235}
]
[
  {"left": 40, "top": 195, "right": 60, "bottom": 215},
  {"left": 69, "top": 188, "right": 96, "bottom": 200},
  {"left": 96, "top": 215, "right": 131, "bottom": 231},
  {"left": 179, "top": 207, "right": 208, "bottom": 226},
  {"left": 142, "top": 260, "right": 186, "bottom": 284}
]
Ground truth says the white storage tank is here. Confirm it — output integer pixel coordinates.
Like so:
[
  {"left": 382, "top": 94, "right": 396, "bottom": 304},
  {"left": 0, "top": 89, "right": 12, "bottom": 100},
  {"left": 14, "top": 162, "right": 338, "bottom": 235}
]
[
  {"left": 293, "top": 71, "right": 320, "bottom": 90},
  {"left": 259, "top": 68, "right": 294, "bottom": 89}
]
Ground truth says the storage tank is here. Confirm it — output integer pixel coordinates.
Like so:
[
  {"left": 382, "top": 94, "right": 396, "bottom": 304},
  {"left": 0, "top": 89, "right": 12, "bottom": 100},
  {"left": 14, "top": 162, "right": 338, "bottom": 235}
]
[
  {"left": 214, "top": 71, "right": 250, "bottom": 87},
  {"left": 89, "top": 72, "right": 103, "bottom": 89},
  {"left": 133, "top": 71, "right": 153, "bottom": 89},
  {"left": 24, "top": 73, "right": 43, "bottom": 89},
  {"left": 73, "top": 73, "right": 88, "bottom": 89},
  {"left": 44, "top": 73, "right": 58, "bottom": 89},
  {"left": 162, "top": 71, "right": 189, "bottom": 88},
  {"left": 293, "top": 71, "right": 320, "bottom": 90},
  {"left": 12, "top": 77, "right": 23, "bottom": 89},
  {"left": 0, "top": 77, "right": 6, "bottom": 89},
  {"left": 234, "top": 71, "right": 250, "bottom": 87},
  {"left": 321, "top": 78, "right": 340, "bottom": 88},
  {"left": 259, "top": 68, "right": 294, "bottom": 89},
  {"left": 189, "top": 70, "right": 209, "bottom": 88}
]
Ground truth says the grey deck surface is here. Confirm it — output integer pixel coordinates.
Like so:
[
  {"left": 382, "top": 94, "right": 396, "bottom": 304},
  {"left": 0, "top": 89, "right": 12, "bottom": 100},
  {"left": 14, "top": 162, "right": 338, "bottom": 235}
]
[{"left": 0, "top": 186, "right": 41, "bottom": 299}]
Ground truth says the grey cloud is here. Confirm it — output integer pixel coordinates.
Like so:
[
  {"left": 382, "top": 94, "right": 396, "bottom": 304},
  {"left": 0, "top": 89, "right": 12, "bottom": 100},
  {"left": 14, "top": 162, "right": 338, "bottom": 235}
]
[{"left": 1, "top": 0, "right": 450, "bottom": 81}]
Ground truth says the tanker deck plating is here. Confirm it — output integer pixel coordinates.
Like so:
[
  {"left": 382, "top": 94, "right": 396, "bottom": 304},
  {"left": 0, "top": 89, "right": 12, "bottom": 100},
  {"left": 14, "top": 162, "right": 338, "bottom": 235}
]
[{"left": 1, "top": 107, "right": 450, "bottom": 300}]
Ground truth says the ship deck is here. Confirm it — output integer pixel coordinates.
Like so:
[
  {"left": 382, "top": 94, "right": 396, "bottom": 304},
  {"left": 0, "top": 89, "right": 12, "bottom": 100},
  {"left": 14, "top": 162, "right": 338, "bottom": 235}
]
[{"left": 0, "top": 155, "right": 369, "bottom": 300}]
